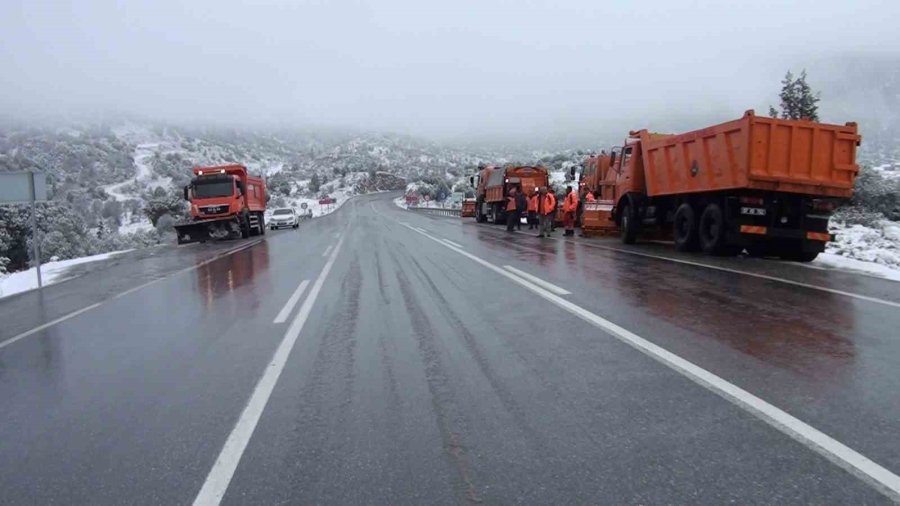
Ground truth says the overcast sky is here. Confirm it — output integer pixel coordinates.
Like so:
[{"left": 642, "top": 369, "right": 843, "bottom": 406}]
[{"left": 1, "top": 0, "right": 898, "bottom": 143}]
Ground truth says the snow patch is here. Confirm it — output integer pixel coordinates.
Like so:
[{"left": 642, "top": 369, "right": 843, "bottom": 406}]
[
  {"left": 0, "top": 250, "right": 132, "bottom": 299},
  {"left": 813, "top": 253, "right": 900, "bottom": 282}
]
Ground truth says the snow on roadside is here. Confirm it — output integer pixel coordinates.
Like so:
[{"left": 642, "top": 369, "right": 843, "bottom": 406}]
[
  {"left": 817, "top": 219, "right": 900, "bottom": 281},
  {"left": 813, "top": 253, "right": 900, "bottom": 282},
  {"left": 0, "top": 250, "right": 132, "bottom": 299},
  {"left": 826, "top": 220, "right": 900, "bottom": 267}
]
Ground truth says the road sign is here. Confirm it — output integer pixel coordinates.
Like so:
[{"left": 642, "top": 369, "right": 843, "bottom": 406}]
[
  {"left": 300, "top": 202, "right": 308, "bottom": 210},
  {"left": 0, "top": 172, "right": 47, "bottom": 204},
  {"left": 0, "top": 172, "right": 47, "bottom": 289}
]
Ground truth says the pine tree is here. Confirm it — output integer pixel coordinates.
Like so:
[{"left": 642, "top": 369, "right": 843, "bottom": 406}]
[
  {"left": 309, "top": 172, "right": 321, "bottom": 193},
  {"left": 769, "top": 70, "right": 820, "bottom": 121},
  {"left": 795, "top": 70, "right": 820, "bottom": 121}
]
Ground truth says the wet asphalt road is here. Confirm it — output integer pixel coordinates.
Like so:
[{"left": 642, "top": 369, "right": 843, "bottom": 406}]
[{"left": 1, "top": 192, "right": 899, "bottom": 504}]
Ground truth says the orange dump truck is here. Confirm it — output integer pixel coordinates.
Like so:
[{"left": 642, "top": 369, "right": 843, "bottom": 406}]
[
  {"left": 174, "top": 164, "right": 268, "bottom": 244},
  {"left": 581, "top": 110, "right": 860, "bottom": 261},
  {"left": 470, "top": 165, "right": 549, "bottom": 224}
]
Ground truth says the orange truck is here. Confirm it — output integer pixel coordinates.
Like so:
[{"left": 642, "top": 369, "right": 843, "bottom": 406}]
[
  {"left": 174, "top": 164, "right": 268, "bottom": 245},
  {"left": 470, "top": 165, "right": 549, "bottom": 224},
  {"left": 580, "top": 110, "right": 861, "bottom": 261}
]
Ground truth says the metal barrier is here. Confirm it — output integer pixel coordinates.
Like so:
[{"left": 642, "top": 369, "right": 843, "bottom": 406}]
[{"left": 407, "top": 206, "right": 462, "bottom": 217}]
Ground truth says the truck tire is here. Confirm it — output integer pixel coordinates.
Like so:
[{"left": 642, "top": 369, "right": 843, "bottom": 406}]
[
  {"left": 673, "top": 203, "right": 698, "bottom": 252},
  {"left": 620, "top": 197, "right": 640, "bottom": 244},
  {"left": 259, "top": 213, "right": 266, "bottom": 235},
  {"left": 492, "top": 203, "right": 505, "bottom": 225},
  {"left": 475, "top": 199, "right": 487, "bottom": 223},
  {"left": 240, "top": 214, "right": 251, "bottom": 239},
  {"left": 698, "top": 203, "right": 737, "bottom": 255}
]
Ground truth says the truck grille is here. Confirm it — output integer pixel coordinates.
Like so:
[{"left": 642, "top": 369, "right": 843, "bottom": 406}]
[{"left": 199, "top": 205, "right": 229, "bottom": 215}]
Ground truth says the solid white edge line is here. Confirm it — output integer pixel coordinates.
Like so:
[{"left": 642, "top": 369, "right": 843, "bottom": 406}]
[
  {"left": 322, "top": 245, "right": 333, "bottom": 257},
  {"left": 192, "top": 232, "right": 346, "bottom": 506},
  {"left": 272, "top": 280, "right": 310, "bottom": 324},
  {"left": 403, "top": 222, "right": 900, "bottom": 501},
  {"left": 503, "top": 265, "right": 571, "bottom": 295},
  {"left": 0, "top": 303, "right": 102, "bottom": 351},
  {"left": 443, "top": 239, "right": 463, "bottom": 249},
  {"left": 0, "top": 239, "right": 264, "bottom": 351},
  {"left": 581, "top": 242, "right": 900, "bottom": 309}
]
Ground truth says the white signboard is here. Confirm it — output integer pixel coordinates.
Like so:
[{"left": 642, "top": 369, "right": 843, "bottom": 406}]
[{"left": 0, "top": 172, "right": 48, "bottom": 204}]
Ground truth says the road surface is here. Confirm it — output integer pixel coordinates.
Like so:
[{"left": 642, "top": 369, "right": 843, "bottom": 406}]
[{"left": 1, "top": 193, "right": 899, "bottom": 504}]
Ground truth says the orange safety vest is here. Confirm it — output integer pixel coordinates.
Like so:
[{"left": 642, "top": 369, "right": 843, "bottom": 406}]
[
  {"left": 506, "top": 194, "right": 517, "bottom": 212},
  {"left": 527, "top": 195, "right": 538, "bottom": 212},
  {"left": 585, "top": 192, "right": 596, "bottom": 202},
  {"left": 563, "top": 192, "right": 578, "bottom": 213},
  {"left": 542, "top": 193, "right": 556, "bottom": 215}
]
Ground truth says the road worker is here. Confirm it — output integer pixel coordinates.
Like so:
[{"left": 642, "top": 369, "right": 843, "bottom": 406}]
[
  {"left": 506, "top": 186, "right": 519, "bottom": 232},
  {"left": 515, "top": 185, "right": 527, "bottom": 231},
  {"left": 563, "top": 186, "right": 578, "bottom": 236},
  {"left": 537, "top": 186, "right": 555, "bottom": 238},
  {"left": 527, "top": 189, "right": 539, "bottom": 229},
  {"left": 548, "top": 188, "right": 558, "bottom": 232}
]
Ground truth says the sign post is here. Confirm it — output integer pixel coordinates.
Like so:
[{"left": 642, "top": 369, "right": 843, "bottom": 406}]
[{"left": 0, "top": 172, "right": 48, "bottom": 289}]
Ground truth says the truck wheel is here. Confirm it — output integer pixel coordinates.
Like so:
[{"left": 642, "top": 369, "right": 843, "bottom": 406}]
[
  {"left": 475, "top": 200, "right": 487, "bottom": 223},
  {"left": 673, "top": 203, "right": 698, "bottom": 252},
  {"left": 492, "top": 203, "right": 505, "bottom": 225},
  {"left": 240, "top": 214, "right": 251, "bottom": 239},
  {"left": 259, "top": 213, "right": 266, "bottom": 235},
  {"left": 698, "top": 203, "right": 737, "bottom": 255},
  {"left": 620, "top": 198, "right": 640, "bottom": 244}
]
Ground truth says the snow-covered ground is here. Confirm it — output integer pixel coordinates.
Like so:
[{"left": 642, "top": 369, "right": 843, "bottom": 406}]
[
  {"left": 103, "top": 142, "right": 165, "bottom": 202},
  {"left": 812, "top": 253, "right": 900, "bottom": 282},
  {"left": 826, "top": 220, "right": 900, "bottom": 270},
  {"left": 0, "top": 250, "right": 131, "bottom": 299},
  {"left": 394, "top": 197, "right": 408, "bottom": 209}
]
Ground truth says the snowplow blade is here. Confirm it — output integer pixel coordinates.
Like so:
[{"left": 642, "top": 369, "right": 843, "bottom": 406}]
[
  {"left": 581, "top": 201, "right": 620, "bottom": 237},
  {"left": 173, "top": 218, "right": 239, "bottom": 245}
]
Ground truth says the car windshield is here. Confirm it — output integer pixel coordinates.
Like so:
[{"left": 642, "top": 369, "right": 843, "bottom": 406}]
[
  {"left": 273, "top": 209, "right": 293, "bottom": 215},
  {"left": 193, "top": 181, "right": 233, "bottom": 198}
]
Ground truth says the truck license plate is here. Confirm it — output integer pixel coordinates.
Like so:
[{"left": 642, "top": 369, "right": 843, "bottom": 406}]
[{"left": 740, "top": 207, "right": 766, "bottom": 216}]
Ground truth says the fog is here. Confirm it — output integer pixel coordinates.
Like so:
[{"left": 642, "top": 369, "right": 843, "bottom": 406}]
[{"left": 2, "top": 0, "right": 898, "bottom": 144}]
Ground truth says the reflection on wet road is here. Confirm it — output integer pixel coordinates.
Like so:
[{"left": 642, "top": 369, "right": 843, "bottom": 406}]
[{"left": 0, "top": 193, "right": 899, "bottom": 504}]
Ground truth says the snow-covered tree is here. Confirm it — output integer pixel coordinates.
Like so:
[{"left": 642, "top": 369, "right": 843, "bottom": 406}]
[{"left": 770, "top": 70, "right": 820, "bottom": 121}]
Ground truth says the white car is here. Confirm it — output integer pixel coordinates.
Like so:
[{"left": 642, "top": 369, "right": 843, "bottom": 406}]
[{"left": 269, "top": 208, "right": 300, "bottom": 230}]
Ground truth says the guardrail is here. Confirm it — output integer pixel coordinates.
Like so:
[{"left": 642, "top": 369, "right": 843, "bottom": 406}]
[{"left": 407, "top": 205, "right": 462, "bottom": 217}]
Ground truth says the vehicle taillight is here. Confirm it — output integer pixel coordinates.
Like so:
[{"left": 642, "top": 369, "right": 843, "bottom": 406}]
[{"left": 740, "top": 196, "right": 764, "bottom": 206}]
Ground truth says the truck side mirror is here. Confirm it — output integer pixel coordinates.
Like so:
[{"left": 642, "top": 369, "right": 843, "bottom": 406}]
[
  {"left": 183, "top": 185, "right": 190, "bottom": 200},
  {"left": 469, "top": 176, "right": 474, "bottom": 186}
]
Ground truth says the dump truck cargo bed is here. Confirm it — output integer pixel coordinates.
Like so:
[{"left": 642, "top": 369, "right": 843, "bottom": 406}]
[{"left": 638, "top": 110, "right": 861, "bottom": 198}]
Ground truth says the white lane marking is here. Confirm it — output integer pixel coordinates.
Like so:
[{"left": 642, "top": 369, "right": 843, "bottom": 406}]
[
  {"left": 193, "top": 232, "right": 346, "bottom": 506},
  {"left": 443, "top": 238, "right": 463, "bottom": 249},
  {"left": 581, "top": 243, "right": 900, "bottom": 310},
  {"left": 272, "top": 280, "right": 310, "bottom": 324},
  {"left": 0, "top": 239, "right": 263, "bottom": 351},
  {"left": 0, "top": 303, "right": 102, "bottom": 351},
  {"left": 322, "top": 245, "right": 333, "bottom": 257},
  {"left": 484, "top": 221, "right": 900, "bottom": 308},
  {"left": 503, "top": 265, "right": 571, "bottom": 295},
  {"left": 404, "top": 223, "right": 900, "bottom": 501},
  {"left": 413, "top": 226, "right": 427, "bottom": 234}
]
